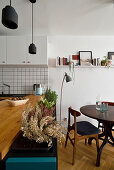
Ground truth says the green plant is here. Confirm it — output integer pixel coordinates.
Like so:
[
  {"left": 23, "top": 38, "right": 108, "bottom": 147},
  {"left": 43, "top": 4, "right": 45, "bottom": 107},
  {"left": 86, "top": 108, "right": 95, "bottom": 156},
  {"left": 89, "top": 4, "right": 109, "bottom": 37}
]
[
  {"left": 101, "top": 56, "right": 111, "bottom": 68},
  {"left": 38, "top": 97, "right": 55, "bottom": 109},
  {"left": 45, "top": 88, "right": 58, "bottom": 104}
]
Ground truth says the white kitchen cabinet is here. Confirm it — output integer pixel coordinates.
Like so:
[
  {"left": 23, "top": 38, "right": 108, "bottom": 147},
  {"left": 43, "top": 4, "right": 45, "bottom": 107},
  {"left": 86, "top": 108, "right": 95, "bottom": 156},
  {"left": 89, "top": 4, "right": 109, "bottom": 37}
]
[
  {"left": 0, "top": 36, "right": 47, "bottom": 65},
  {"left": 7, "top": 36, "right": 27, "bottom": 64},
  {"left": 0, "top": 36, "right": 7, "bottom": 64},
  {"left": 26, "top": 36, "right": 47, "bottom": 65}
]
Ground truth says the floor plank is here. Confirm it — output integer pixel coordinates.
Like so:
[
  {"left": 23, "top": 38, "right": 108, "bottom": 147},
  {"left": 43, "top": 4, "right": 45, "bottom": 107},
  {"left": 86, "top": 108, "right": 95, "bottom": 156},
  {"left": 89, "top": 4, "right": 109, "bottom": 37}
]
[{"left": 58, "top": 139, "right": 114, "bottom": 170}]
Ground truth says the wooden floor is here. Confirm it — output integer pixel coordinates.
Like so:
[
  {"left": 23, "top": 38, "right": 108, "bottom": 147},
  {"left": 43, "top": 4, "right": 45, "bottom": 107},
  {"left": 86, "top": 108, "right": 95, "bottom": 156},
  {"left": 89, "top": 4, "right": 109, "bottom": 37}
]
[{"left": 58, "top": 139, "right": 114, "bottom": 170}]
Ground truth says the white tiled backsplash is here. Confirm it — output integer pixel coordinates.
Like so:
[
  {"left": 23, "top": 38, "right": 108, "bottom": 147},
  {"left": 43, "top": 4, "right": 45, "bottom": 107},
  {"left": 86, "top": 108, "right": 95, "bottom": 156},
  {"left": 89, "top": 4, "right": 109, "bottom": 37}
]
[{"left": 0, "top": 66, "right": 48, "bottom": 94}]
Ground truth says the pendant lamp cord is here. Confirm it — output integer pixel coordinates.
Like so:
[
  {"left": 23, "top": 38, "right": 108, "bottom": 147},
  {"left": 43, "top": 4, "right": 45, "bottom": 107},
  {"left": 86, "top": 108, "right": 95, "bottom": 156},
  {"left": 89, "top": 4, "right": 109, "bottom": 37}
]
[
  {"left": 10, "top": 0, "right": 11, "bottom": 6},
  {"left": 32, "top": 3, "right": 33, "bottom": 43}
]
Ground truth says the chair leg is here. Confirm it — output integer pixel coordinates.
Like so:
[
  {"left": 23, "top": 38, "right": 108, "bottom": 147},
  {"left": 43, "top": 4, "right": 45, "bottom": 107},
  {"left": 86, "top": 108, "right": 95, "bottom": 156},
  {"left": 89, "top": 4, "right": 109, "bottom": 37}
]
[
  {"left": 72, "top": 136, "right": 77, "bottom": 165},
  {"left": 96, "top": 135, "right": 99, "bottom": 151},
  {"left": 72, "top": 144, "right": 76, "bottom": 165},
  {"left": 65, "top": 132, "right": 69, "bottom": 148},
  {"left": 85, "top": 138, "right": 87, "bottom": 145}
]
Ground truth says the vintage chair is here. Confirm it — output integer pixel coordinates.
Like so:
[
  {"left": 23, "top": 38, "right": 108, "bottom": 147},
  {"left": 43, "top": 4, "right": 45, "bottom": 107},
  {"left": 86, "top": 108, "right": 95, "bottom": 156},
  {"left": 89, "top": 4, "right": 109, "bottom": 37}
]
[
  {"left": 65, "top": 107, "right": 100, "bottom": 165},
  {"left": 98, "top": 101, "right": 114, "bottom": 145}
]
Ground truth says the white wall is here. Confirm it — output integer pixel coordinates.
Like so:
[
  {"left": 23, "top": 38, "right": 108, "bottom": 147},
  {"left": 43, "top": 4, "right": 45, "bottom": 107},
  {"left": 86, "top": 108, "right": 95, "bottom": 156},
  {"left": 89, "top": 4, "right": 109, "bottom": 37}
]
[{"left": 48, "top": 36, "right": 114, "bottom": 126}]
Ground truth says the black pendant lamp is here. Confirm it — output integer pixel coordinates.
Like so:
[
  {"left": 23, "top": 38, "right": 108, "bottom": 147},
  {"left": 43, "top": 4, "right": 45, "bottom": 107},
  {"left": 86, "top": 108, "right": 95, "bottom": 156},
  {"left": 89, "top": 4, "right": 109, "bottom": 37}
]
[
  {"left": 2, "top": 0, "right": 18, "bottom": 29},
  {"left": 29, "top": 0, "right": 37, "bottom": 54}
]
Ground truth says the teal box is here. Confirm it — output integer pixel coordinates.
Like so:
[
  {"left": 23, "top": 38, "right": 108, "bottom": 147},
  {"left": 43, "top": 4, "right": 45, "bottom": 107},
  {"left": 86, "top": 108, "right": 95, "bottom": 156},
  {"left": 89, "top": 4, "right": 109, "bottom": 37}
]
[{"left": 6, "top": 157, "right": 56, "bottom": 170}]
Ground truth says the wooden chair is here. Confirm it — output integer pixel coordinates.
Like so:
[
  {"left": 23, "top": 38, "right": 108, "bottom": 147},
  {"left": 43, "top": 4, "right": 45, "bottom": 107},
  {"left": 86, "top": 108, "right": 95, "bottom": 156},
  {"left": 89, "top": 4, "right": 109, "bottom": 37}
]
[{"left": 65, "top": 107, "right": 100, "bottom": 165}]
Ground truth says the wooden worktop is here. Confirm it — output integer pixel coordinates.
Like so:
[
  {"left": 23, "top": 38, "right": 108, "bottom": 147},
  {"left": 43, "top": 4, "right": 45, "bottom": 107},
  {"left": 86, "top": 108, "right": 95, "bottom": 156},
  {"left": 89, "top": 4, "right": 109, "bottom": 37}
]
[{"left": 0, "top": 95, "right": 42, "bottom": 160}]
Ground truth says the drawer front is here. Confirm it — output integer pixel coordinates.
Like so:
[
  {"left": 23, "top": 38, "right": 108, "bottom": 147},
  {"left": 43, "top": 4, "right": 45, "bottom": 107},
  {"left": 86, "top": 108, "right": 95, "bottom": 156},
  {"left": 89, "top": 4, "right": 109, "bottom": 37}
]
[{"left": 6, "top": 157, "right": 56, "bottom": 170}]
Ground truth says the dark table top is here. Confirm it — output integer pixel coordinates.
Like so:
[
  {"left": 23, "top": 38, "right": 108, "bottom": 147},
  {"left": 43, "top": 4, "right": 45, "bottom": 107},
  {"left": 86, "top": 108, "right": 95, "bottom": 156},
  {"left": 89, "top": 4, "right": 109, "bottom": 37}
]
[{"left": 80, "top": 105, "right": 114, "bottom": 123}]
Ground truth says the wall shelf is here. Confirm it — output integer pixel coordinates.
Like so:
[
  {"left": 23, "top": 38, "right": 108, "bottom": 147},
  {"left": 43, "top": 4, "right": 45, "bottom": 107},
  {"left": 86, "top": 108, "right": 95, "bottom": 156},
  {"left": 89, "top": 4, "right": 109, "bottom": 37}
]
[{"left": 56, "top": 65, "right": 113, "bottom": 68}]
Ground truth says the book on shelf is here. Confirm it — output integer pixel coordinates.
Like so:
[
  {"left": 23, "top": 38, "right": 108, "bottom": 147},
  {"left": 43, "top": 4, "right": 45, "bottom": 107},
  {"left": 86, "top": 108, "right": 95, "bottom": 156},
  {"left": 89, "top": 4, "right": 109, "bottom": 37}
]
[{"left": 56, "top": 57, "right": 68, "bottom": 66}]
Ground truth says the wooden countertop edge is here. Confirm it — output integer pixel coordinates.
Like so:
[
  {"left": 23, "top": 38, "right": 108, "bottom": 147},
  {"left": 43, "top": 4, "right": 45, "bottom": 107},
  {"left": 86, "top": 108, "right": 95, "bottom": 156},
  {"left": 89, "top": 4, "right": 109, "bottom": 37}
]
[
  {"left": 0, "top": 131, "right": 20, "bottom": 160},
  {"left": 0, "top": 94, "right": 43, "bottom": 160}
]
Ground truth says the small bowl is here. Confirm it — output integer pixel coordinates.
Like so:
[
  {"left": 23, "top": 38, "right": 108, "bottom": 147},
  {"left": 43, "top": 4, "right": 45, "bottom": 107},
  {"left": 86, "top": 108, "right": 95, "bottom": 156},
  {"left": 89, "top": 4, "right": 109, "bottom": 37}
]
[{"left": 6, "top": 98, "right": 29, "bottom": 107}]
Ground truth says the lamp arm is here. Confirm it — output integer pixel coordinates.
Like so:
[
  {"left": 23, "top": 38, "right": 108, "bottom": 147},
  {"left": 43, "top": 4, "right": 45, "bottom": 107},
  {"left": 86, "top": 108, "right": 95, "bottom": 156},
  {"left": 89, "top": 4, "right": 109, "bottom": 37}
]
[{"left": 60, "top": 75, "right": 66, "bottom": 122}]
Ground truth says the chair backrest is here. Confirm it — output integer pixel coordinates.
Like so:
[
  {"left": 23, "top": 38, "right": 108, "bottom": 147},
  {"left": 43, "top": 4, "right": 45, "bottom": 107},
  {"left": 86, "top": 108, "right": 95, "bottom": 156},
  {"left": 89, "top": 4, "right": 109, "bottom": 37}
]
[
  {"left": 69, "top": 107, "right": 81, "bottom": 117},
  {"left": 103, "top": 101, "right": 114, "bottom": 106},
  {"left": 68, "top": 107, "right": 81, "bottom": 137}
]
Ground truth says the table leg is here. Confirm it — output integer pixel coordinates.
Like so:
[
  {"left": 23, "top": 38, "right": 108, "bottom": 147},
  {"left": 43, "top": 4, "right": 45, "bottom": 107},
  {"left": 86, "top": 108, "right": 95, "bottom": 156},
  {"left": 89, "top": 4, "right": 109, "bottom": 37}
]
[
  {"left": 96, "top": 122, "right": 113, "bottom": 166},
  {"left": 96, "top": 134, "right": 108, "bottom": 166},
  {"left": 108, "top": 129, "right": 114, "bottom": 146},
  {"left": 88, "top": 137, "right": 94, "bottom": 145}
]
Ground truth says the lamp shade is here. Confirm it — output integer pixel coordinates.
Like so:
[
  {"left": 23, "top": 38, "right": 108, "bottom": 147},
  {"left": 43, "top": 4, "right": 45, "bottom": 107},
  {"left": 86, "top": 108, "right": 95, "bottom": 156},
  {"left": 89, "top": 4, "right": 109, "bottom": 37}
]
[
  {"left": 2, "top": 5, "right": 18, "bottom": 29},
  {"left": 30, "top": 0, "right": 36, "bottom": 3},
  {"left": 29, "top": 43, "right": 36, "bottom": 54},
  {"left": 65, "top": 73, "right": 72, "bottom": 82}
]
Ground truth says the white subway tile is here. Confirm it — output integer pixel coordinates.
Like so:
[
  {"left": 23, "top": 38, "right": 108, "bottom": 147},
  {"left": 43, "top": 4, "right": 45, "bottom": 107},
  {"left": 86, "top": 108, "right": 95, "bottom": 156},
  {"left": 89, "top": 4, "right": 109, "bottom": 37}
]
[
  {"left": 26, "top": 72, "right": 30, "bottom": 76},
  {"left": 41, "top": 68, "right": 45, "bottom": 71},
  {"left": 36, "top": 72, "right": 40, "bottom": 76},
  {"left": 18, "top": 87, "right": 21, "bottom": 91},
  {"left": 13, "top": 68, "right": 17, "bottom": 71},
  {"left": 36, "top": 68, "right": 40, "bottom": 71},
  {"left": 33, "top": 68, "right": 36, "bottom": 71},
  {"left": 14, "top": 91, "right": 17, "bottom": 94},
  {"left": 14, "top": 82, "right": 17, "bottom": 86},
  {"left": 44, "top": 68, "right": 48, "bottom": 72},
  {"left": 17, "top": 68, "right": 22, "bottom": 71},
  {"left": 45, "top": 72, "right": 48, "bottom": 76},
  {"left": 22, "top": 72, "right": 26, "bottom": 76},
  {"left": 17, "top": 91, "right": 22, "bottom": 94},
  {"left": 17, "top": 82, "right": 21, "bottom": 86},
  {"left": 22, "top": 68, "right": 26, "bottom": 71},
  {"left": 14, "top": 87, "right": 18, "bottom": 91},
  {"left": 14, "top": 72, "right": 17, "bottom": 76},
  {"left": 41, "top": 72, "right": 44, "bottom": 76},
  {"left": 17, "top": 72, "right": 22, "bottom": 76},
  {"left": 26, "top": 68, "right": 30, "bottom": 71}
]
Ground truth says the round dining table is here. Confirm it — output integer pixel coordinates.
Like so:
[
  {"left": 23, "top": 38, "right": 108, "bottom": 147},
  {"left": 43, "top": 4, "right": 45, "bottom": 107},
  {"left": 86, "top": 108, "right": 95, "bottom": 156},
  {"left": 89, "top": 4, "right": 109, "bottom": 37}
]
[{"left": 80, "top": 105, "right": 114, "bottom": 166}]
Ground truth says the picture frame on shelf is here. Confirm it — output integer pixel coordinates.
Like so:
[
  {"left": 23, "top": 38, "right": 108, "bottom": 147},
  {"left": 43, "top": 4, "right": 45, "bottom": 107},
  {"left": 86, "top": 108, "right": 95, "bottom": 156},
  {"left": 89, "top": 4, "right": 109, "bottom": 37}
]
[
  {"left": 108, "top": 52, "right": 114, "bottom": 65},
  {"left": 79, "top": 51, "right": 92, "bottom": 66},
  {"left": 72, "top": 55, "right": 79, "bottom": 66}
]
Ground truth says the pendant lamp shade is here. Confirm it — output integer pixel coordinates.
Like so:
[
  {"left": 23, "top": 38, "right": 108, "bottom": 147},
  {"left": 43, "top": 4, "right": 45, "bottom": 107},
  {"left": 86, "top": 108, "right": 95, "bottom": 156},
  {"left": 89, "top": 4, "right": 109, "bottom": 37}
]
[
  {"left": 2, "top": 4, "right": 18, "bottom": 29},
  {"left": 29, "top": 43, "right": 36, "bottom": 54},
  {"left": 29, "top": 0, "right": 37, "bottom": 54}
]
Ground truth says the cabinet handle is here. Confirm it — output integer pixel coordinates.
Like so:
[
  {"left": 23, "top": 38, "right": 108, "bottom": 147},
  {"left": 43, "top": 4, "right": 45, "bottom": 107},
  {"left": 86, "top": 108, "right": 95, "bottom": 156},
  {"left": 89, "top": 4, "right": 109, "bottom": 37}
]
[
  {"left": 27, "top": 61, "right": 31, "bottom": 63},
  {"left": 22, "top": 61, "right": 26, "bottom": 63},
  {"left": 2, "top": 61, "right": 5, "bottom": 63}
]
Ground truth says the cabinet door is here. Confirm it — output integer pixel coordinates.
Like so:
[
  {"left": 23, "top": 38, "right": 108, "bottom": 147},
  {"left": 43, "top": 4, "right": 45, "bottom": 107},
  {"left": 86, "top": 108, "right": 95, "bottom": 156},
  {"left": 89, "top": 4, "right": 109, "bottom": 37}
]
[
  {"left": 0, "top": 36, "right": 7, "bottom": 64},
  {"left": 7, "top": 36, "right": 26, "bottom": 64},
  {"left": 26, "top": 36, "right": 47, "bottom": 65}
]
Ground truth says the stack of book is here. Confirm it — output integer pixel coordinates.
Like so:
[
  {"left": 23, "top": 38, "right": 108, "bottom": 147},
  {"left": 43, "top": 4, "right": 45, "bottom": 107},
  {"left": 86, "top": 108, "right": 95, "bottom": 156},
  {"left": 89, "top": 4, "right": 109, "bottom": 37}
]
[
  {"left": 56, "top": 55, "right": 79, "bottom": 66},
  {"left": 56, "top": 57, "right": 68, "bottom": 66}
]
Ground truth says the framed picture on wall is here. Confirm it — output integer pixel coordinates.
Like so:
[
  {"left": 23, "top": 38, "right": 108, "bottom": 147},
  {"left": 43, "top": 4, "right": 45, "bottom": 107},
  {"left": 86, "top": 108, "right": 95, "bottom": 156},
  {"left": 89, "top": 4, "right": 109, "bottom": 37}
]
[
  {"left": 79, "top": 51, "right": 92, "bottom": 66},
  {"left": 108, "top": 52, "right": 114, "bottom": 65}
]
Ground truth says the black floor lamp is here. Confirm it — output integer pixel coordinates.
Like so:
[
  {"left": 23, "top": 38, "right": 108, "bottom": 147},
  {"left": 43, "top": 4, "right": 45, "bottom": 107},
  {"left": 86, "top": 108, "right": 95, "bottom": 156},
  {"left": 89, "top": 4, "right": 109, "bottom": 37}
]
[{"left": 60, "top": 72, "right": 72, "bottom": 122}]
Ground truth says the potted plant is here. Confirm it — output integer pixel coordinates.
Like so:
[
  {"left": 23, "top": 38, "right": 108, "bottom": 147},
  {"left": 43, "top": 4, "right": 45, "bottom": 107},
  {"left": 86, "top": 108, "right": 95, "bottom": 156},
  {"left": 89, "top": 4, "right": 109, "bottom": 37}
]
[
  {"left": 38, "top": 88, "right": 58, "bottom": 117},
  {"left": 101, "top": 56, "right": 111, "bottom": 68},
  {"left": 21, "top": 88, "right": 63, "bottom": 148},
  {"left": 21, "top": 103, "right": 64, "bottom": 147}
]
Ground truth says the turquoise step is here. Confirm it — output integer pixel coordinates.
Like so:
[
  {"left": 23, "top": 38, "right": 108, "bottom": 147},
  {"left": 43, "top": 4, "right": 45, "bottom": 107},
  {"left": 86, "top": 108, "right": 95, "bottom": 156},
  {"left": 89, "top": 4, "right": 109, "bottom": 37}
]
[{"left": 6, "top": 157, "right": 57, "bottom": 170}]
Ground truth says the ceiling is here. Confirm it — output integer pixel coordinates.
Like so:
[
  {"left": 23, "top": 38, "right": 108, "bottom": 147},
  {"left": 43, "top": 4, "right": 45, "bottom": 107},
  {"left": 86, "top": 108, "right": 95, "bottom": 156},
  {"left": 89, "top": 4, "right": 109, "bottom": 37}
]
[{"left": 0, "top": 0, "right": 114, "bottom": 36}]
